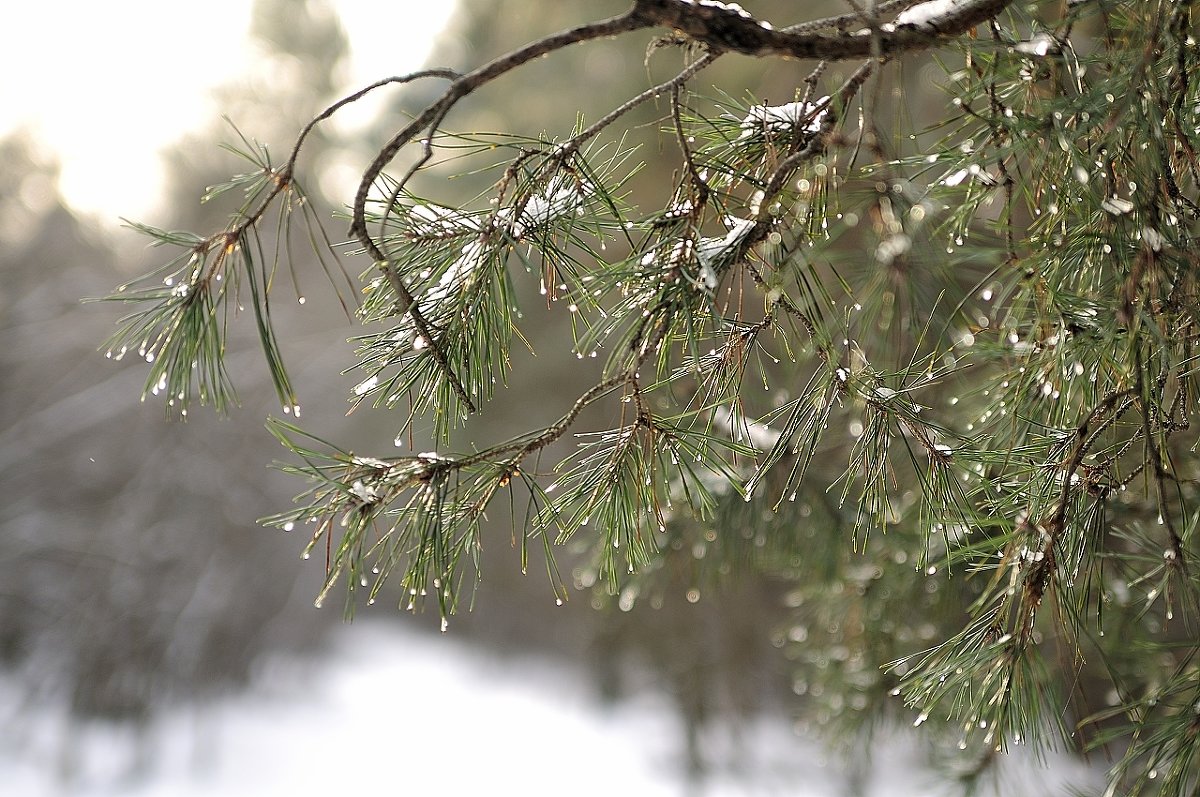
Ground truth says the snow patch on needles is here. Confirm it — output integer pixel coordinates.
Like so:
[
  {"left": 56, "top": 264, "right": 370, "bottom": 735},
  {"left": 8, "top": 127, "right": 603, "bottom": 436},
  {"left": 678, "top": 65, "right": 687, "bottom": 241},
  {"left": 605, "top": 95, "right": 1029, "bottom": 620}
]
[
  {"left": 408, "top": 177, "right": 589, "bottom": 242},
  {"left": 349, "top": 479, "right": 380, "bottom": 504},
  {"left": 739, "top": 98, "right": 829, "bottom": 140},
  {"left": 637, "top": 215, "right": 755, "bottom": 293},
  {"left": 698, "top": 216, "right": 756, "bottom": 270},
  {"left": 420, "top": 238, "right": 490, "bottom": 322},
  {"left": 497, "top": 178, "right": 591, "bottom": 239},
  {"left": 353, "top": 375, "right": 379, "bottom": 396},
  {"left": 1014, "top": 32, "right": 1060, "bottom": 57},
  {"left": 401, "top": 177, "right": 590, "bottom": 334},
  {"left": 408, "top": 203, "right": 481, "bottom": 237},
  {"left": 1141, "top": 227, "right": 1164, "bottom": 252}
]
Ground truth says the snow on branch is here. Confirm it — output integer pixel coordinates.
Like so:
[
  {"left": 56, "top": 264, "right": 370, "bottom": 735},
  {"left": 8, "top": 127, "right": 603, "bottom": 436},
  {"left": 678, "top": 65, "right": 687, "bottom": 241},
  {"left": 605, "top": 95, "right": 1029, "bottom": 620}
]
[
  {"left": 629, "top": 0, "right": 1016, "bottom": 60},
  {"left": 738, "top": 97, "right": 829, "bottom": 141}
]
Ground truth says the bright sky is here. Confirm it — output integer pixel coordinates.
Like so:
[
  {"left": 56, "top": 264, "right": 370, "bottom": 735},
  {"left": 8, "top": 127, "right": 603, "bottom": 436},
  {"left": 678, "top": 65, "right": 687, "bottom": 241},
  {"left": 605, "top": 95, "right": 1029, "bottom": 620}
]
[{"left": 0, "top": 1, "right": 456, "bottom": 222}]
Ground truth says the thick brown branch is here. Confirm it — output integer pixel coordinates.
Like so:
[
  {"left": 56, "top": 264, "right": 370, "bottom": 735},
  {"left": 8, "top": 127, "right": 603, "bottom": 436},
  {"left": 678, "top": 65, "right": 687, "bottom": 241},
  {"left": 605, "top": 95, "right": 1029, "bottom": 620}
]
[
  {"left": 784, "top": 0, "right": 924, "bottom": 34},
  {"left": 631, "top": 0, "right": 1016, "bottom": 61}
]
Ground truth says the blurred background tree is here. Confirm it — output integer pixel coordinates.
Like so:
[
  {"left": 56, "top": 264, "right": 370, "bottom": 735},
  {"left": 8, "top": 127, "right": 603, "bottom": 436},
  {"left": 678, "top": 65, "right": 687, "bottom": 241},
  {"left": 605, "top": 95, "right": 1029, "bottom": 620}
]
[{"left": 0, "top": 0, "right": 359, "bottom": 758}]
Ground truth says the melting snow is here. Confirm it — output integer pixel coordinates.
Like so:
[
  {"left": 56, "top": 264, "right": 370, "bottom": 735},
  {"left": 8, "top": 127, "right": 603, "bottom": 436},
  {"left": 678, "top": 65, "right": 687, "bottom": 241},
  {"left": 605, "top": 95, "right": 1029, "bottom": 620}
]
[
  {"left": 698, "top": 216, "right": 756, "bottom": 269},
  {"left": 895, "top": 0, "right": 971, "bottom": 29},
  {"left": 1014, "top": 32, "right": 1060, "bottom": 57},
  {"left": 738, "top": 98, "right": 828, "bottom": 140}
]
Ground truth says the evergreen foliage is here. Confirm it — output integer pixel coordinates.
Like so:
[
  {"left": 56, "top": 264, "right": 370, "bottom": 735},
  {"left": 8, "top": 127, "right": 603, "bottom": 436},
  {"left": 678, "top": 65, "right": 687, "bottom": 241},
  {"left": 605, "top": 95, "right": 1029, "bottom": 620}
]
[{"left": 103, "top": 0, "right": 1200, "bottom": 792}]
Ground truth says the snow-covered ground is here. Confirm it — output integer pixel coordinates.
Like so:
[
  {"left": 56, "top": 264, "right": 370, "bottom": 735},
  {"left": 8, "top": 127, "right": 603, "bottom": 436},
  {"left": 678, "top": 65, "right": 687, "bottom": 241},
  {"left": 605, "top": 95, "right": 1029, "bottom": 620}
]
[{"left": 0, "top": 623, "right": 1103, "bottom": 797}]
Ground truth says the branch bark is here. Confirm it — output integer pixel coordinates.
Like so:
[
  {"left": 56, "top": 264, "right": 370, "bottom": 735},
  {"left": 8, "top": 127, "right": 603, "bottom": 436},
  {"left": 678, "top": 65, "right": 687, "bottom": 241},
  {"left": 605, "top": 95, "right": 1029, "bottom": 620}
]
[{"left": 630, "top": 0, "right": 1016, "bottom": 60}]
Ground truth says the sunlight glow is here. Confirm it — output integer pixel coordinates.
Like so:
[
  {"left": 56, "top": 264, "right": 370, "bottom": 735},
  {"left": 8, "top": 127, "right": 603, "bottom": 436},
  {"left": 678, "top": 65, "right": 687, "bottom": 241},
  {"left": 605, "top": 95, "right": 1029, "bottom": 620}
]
[{"left": 0, "top": 2, "right": 456, "bottom": 221}]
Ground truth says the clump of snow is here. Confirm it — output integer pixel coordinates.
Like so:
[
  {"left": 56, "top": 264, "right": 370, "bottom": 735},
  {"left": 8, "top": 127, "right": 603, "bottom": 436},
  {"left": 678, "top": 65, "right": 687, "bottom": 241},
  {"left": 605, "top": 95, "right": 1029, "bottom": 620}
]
[
  {"left": 1101, "top": 196, "right": 1134, "bottom": 215},
  {"left": 636, "top": 215, "right": 755, "bottom": 293},
  {"left": 349, "top": 478, "right": 380, "bottom": 504},
  {"left": 415, "top": 237, "right": 490, "bottom": 326},
  {"left": 1141, "top": 226, "right": 1164, "bottom": 251},
  {"left": 698, "top": 216, "right": 756, "bottom": 269},
  {"left": 685, "top": 0, "right": 753, "bottom": 18},
  {"left": 408, "top": 203, "right": 481, "bottom": 237},
  {"left": 895, "top": 0, "right": 971, "bottom": 29},
  {"left": 869, "top": 385, "right": 898, "bottom": 402},
  {"left": 738, "top": 97, "right": 829, "bottom": 140},
  {"left": 1014, "top": 32, "right": 1060, "bottom": 57},
  {"left": 497, "top": 178, "right": 591, "bottom": 239},
  {"left": 353, "top": 375, "right": 379, "bottom": 396},
  {"left": 351, "top": 456, "right": 391, "bottom": 468},
  {"left": 663, "top": 198, "right": 695, "bottom": 219}
]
